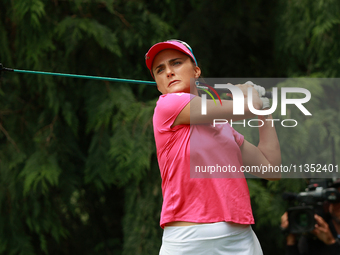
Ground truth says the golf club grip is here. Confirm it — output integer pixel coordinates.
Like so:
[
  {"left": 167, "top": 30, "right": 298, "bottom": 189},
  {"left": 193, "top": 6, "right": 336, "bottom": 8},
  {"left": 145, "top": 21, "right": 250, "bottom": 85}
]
[{"left": 214, "top": 88, "right": 272, "bottom": 99}]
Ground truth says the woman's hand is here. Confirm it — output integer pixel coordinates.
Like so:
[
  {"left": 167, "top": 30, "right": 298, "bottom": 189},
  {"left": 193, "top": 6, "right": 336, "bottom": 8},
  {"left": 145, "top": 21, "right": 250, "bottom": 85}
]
[{"left": 227, "top": 83, "right": 263, "bottom": 110}]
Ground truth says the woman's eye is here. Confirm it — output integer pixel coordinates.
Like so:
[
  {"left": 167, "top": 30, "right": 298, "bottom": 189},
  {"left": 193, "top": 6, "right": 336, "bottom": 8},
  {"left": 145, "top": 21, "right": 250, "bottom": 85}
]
[
  {"left": 157, "top": 67, "right": 164, "bottom": 74},
  {"left": 173, "top": 61, "right": 181, "bottom": 65}
]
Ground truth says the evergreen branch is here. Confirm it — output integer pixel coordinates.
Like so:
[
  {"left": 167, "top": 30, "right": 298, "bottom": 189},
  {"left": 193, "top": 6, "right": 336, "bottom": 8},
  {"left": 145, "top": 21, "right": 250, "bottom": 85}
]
[
  {"left": 34, "top": 115, "right": 58, "bottom": 145},
  {"left": 113, "top": 10, "right": 130, "bottom": 28},
  {"left": 0, "top": 123, "right": 20, "bottom": 152}
]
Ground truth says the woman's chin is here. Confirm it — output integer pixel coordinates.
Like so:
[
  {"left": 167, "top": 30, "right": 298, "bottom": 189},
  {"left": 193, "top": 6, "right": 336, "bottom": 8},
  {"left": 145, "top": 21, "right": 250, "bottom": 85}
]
[{"left": 167, "top": 85, "right": 191, "bottom": 94}]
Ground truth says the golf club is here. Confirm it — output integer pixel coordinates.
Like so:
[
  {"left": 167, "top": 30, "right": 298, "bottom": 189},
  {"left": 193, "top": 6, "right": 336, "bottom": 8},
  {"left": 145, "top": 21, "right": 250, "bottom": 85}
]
[{"left": 0, "top": 63, "right": 272, "bottom": 98}]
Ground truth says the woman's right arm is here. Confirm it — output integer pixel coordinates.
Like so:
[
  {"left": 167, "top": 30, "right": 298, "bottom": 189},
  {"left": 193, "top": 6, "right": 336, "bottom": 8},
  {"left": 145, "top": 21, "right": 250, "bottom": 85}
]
[{"left": 172, "top": 83, "right": 263, "bottom": 127}]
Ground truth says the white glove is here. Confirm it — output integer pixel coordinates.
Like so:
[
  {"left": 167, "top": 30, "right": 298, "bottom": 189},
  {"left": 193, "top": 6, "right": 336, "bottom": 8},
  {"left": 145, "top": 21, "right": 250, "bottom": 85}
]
[
  {"left": 260, "top": 97, "right": 270, "bottom": 109},
  {"left": 245, "top": 81, "right": 270, "bottom": 109},
  {"left": 245, "top": 81, "right": 266, "bottom": 97}
]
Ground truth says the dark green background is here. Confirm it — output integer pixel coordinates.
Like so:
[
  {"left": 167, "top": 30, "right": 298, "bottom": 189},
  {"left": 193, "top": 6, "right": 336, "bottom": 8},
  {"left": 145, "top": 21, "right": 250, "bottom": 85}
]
[{"left": 0, "top": 0, "right": 339, "bottom": 254}]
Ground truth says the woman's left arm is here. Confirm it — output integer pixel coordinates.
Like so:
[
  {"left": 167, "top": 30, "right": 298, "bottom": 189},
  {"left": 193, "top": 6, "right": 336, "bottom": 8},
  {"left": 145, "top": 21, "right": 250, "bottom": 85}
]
[{"left": 240, "top": 114, "right": 282, "bottom": 180}]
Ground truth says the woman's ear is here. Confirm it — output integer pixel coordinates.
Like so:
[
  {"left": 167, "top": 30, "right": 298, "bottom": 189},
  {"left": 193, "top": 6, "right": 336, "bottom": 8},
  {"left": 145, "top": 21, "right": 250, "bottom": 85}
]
[{"left": 194, "top": 66, "right": 201, "bottom": 78}]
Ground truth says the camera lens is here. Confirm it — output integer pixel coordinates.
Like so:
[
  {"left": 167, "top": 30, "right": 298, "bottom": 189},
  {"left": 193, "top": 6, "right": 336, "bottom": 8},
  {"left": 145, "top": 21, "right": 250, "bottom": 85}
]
[
  {"left": 296, "top": 211, "right": 312, "bottom": 227},
  {"left": 288, "top": 206, "right": 315, "bottom": 234}
]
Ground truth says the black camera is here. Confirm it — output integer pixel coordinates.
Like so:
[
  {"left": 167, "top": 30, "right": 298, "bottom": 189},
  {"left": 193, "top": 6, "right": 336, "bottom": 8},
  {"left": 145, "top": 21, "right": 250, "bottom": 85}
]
[{"left": 283, "top": 179, "right": 340, "bottom": 234}]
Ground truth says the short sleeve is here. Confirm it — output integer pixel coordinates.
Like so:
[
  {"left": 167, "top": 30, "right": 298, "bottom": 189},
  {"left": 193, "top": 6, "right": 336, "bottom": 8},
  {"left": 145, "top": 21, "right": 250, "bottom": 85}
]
[
  {"left": 153, "top": 93, "right": 195, "bottom": 132},
  {"left": 231, "top": 127, "right": 244, "bottom": 147}
]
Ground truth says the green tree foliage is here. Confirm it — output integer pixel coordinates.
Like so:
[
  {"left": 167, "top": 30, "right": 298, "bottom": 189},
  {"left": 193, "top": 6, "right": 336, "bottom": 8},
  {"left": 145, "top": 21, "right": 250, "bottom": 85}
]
[
  {"left": 0, "top": 0, "right": 164, "bottom": 254},
  {"left": 0, "top": 0, "right": 339, "bottom": 254},
  {"left": 276, "top": 0, "right": 340, "bottom": 77},
  {"left": 244, "top": 1, "right": 340, "bottom": 253},
  {"left": 274, "top": 0, "right": 340, "bottom": 173}
]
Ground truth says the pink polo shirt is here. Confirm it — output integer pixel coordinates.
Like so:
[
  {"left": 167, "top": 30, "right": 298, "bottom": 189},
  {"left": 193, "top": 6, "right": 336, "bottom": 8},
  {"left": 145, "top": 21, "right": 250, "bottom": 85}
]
[{"left": 153, "top": 93, "right": 254, "bottom": 228}]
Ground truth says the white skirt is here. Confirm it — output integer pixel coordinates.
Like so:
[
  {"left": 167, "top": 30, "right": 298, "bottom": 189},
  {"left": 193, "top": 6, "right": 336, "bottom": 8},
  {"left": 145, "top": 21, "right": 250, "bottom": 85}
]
[{"left": 159, "top": 222, "right": 263, "bottom": 255}]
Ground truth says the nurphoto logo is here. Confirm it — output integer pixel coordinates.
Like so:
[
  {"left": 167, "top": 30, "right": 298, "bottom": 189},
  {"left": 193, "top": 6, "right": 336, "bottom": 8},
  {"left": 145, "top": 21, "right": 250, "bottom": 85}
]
[{"left": 196, "top": 78, "right": 312, "bottom": 128}]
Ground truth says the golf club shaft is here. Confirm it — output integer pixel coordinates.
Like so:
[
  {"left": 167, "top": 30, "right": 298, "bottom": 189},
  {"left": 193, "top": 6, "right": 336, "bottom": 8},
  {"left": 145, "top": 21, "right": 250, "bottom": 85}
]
[
  {"left": 1, "top": 64, "right": 272, "bottom": 98},
  {"left": 10, "top": 68, "right": 157, "bottom": 85}
]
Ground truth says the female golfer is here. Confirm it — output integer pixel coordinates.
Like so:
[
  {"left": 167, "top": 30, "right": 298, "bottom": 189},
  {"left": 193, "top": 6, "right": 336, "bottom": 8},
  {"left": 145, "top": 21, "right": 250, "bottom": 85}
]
[{"left": 145, "top": 40, "right": 281, "bottom": 255}]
